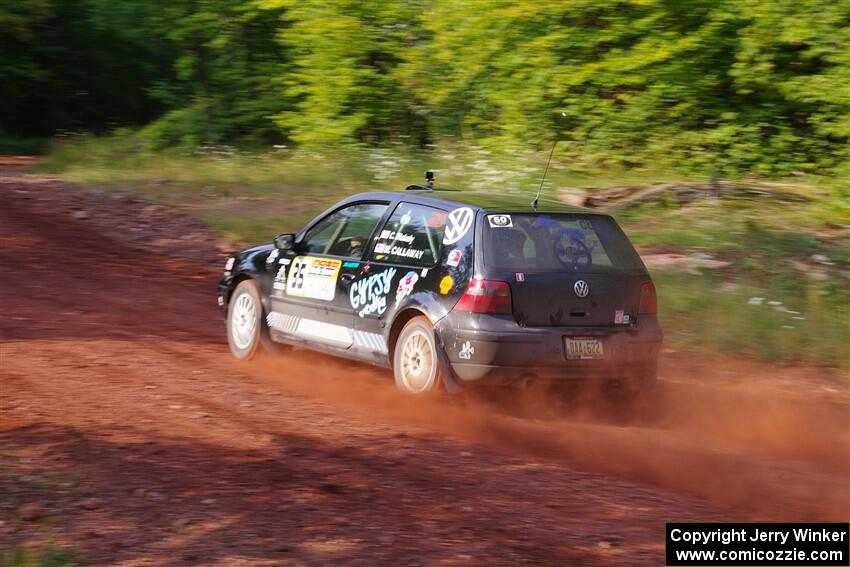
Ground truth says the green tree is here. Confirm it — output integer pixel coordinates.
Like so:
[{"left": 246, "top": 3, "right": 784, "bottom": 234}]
[
  {"left": 409, "top": 0, "right": 850, "bottom": 173},
  {"left": 0, "top": 0, "right": 169, "bottom": 138},
  {"left": 267, "top": 0, "right": 429, "bottom": 146},
  {"left": 126, "top": 0, "right": 291, "bottom": 147}
]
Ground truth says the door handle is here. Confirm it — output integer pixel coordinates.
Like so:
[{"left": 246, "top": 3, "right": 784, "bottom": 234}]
[{"left": 340, "top": 273, "right": 356, "bottom": 285}]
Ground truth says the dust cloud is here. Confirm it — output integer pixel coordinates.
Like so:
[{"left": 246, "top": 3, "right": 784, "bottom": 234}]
[{"left": 251, "top": 350, "right": 849, "bottom": 520}]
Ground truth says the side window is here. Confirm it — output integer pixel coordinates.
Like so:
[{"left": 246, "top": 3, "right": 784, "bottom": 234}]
[
  {"left": 371, "top": 203, "right": 446, "bottom": 267},
  {"left": 301, "top": 203, "right": 388, "bottom": 258}
]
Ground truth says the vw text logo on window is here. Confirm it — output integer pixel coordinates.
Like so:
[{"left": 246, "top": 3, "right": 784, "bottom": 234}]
[{"left": 574, "top": 280, "right": 589, "bottom": 298}]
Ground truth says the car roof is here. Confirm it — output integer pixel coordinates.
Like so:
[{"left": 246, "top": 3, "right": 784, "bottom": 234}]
[{"left": 342, "top": 189, "right": 601, "bottom": 215}]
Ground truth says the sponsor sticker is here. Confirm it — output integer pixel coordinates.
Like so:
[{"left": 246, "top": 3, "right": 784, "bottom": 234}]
[
  {"left": 420, "top": 267, "right": 429, "bottom": 277},
  {"left": 623, "top": 314, "right": 630, "bottom": 324},
  {"left": 395, "top": 271, "right": 419, "bottom": 305},
  {"left": 439, "top": 275, "right": 454, "bottom": 295},
  {"left": 615, "top": 310, "right": 624, "bottom": 324},
  {"left": 273, "top": 265, "right": 288, "bottom": 290},
  {"left": 427, "top": 210, "right": 447, "bottom": 228},
  {"left": 443, "top": 207, "right": 474, "bottom": 245},
  {"left": 515, "top": 272, "right": 525, "bottom": 282},
  {"left": 266, "top": 249, "right": 279, "bottom": 264},
  {"left": 446, "top": 249, "right": 462, "bottom": 267},
  {"left": 487, "top": 214, "right": 513, "bottom": 228},
  {"left": 349, "top": 268, "right": 398, "bottom": 318},
  {"left": 342, "top": 261, "right": 360, "bottom": 268},
  {"left": 286, "top": 256, "right": 342, "bottom": 301},
  {"left": 459, "top": 341, "right": 475, "bottom": 360}
]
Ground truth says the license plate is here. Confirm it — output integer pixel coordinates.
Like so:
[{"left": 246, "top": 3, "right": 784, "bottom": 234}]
[{"left": 565, "top": 337, "right": 604, "bottom": 360}]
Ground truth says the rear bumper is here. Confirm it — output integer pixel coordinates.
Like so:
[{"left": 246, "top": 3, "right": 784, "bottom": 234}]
[{"left": 436, "top": 312, "right": 662, "bottom": 383}]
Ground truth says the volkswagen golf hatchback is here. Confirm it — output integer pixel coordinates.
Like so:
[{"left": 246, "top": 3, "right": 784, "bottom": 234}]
[{"left": 218, "top": 185, "right": 662, "bottom": 396}]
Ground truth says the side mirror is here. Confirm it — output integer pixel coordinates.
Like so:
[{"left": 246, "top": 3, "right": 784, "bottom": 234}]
[{"left": 273, "top": 233, "right": 295, "bottom": 251}]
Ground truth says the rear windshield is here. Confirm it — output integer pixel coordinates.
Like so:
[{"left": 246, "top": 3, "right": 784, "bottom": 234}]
[{"left": 483, "top": 213, "right": 644, "bottom": 272}]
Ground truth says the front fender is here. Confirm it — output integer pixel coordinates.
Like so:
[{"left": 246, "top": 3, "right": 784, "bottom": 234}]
[{"left": 218, "top": 244, "right": 276, "bottom": 313}]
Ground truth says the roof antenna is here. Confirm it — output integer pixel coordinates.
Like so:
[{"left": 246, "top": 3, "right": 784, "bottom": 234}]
[{"left": 531, "top": 112, "right": 566, "bottom": 211}]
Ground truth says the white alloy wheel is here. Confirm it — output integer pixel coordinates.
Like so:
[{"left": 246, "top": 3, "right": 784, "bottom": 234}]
[
  {"left": 393, "top": 317, "right": 440, "bottom": 394},
  {"left": 227, "top": 280, "right": 262, "bottom": 359}
]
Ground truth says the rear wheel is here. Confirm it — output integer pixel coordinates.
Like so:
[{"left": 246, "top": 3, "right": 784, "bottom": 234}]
[
  {"left": 226, "top": 280, "right": 262, "bottom": 360},
  {"left": 393, "top": 317, "right": 441, "bottom": 394}
]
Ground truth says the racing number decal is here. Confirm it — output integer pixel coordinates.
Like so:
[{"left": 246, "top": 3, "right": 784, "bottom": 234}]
[
  {"left": 487, "top": 214, "right": 512, "bottom": 228},
  {"left": 286, "top": 256, "right": 342, "bottom": 301},
  {"left": 288, "top": 257, "right": 308, "bottom": 292},
  {"left": 443, "top": 207, "right": 474, "bottom": 245}
]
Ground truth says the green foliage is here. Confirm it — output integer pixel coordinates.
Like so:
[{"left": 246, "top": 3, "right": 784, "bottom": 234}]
[
  {"left": 0, "top": 135, "right": 49, "bottom": 154},
  {"left": 267, "top": 0, "right": 429, "bottom": 145},
  {"left": 3, "top": 0, "right": 849, "bottom": 174},
  {"left": 135, "top": 0, "right": 292, "bottom": 147},
  {"left": 0, "top": 547, "right": 78, "bottom": 567},
  {"left": 656, "top": 270, "right": 849, "bottom": 368},
  {"left": 408, "top": 0, "right": 850, "bottom": 174},
  {"left": 0, "top": 0, "right": 170, "bottom": 138}
]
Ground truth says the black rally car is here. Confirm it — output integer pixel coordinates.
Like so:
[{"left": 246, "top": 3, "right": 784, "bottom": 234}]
[{"left": 218, "top": 185, "right": 662, "bottom": 395}]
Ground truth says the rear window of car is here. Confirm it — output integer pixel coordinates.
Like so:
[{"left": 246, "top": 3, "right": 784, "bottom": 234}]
[
  {"left": 483, "top": 213, "right": 644, "bottom": 272},
  {"left": 371, "top": 202, "right": 447, "bottom": 267}
]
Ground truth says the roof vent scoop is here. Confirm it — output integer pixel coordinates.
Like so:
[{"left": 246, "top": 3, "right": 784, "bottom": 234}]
[{"left": 405, "top": 171, "right": 435, "bottom": 192}]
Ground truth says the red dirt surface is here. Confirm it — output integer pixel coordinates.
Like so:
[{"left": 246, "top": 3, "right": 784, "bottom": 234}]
[{"left": 1, "top": 168, "right": 848, "bottom": 566}]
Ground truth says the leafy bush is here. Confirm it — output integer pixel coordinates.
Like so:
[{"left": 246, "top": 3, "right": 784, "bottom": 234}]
[{"left": 4, "top": 0, "right": 849, "bottom": 176}]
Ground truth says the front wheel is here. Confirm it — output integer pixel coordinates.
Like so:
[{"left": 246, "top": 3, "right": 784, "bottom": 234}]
[
  {"left": 393, "top": 317, "right": 441, "bottom": 395},
  {"left": 226, "top": 280, "right": 262, "bottom": 360}
]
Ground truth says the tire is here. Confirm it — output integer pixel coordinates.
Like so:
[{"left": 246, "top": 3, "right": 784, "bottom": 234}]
[
  {"left": 392, "top": 316, "right": 441, "bottom": 395},
  {"left": 226, "top": 280, "right": 262, "bottom": 360}
]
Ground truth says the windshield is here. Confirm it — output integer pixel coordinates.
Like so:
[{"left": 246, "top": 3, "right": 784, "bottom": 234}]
[{"left": 483, "top": 213, "right": 644, "bottom": 272}]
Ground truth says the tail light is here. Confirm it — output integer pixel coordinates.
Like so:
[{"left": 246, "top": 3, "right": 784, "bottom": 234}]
[
  {"left": 639, "top": 281, "right": 657, "bottom": 314},
  {"left": 455, "top": 279, "right": 512, "bottom": 314}
]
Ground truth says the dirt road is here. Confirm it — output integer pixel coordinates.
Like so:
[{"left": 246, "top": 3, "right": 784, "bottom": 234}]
[{"left": 1, "top": 168, "right": 848, "bottom": 566}]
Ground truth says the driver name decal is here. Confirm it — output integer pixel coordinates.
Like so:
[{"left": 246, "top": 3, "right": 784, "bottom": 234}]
[
  {"left": 378, "top": 229, "right": 415, "bottom": 244},
  {"left": 286, "top": 256, "right": 342, "bottom": 301},
  {"left": 374, "top": 229, "right": 426, "bottom": 261},
  {"left": 350, "top": 267, "right": 398, "bottom": 318}
]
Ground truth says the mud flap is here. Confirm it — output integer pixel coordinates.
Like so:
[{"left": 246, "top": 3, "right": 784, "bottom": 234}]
[
  {"left": 433, "top": 333, "right": 462, "bottom": 394},
  {"left": 259, "top": 306, "right": 287, "bottom": 355}
]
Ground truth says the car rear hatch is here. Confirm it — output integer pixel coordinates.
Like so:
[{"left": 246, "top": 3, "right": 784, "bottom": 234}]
[{"left": 481, "top": 212, "right": 648, "bottom": 327}]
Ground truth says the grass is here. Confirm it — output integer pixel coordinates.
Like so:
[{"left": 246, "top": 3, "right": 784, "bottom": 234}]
[
  {"left": 0, "top": 135, "right": 49, "bottom": 155},
  {"left": 0, "top": 548, "right": 78, "bottom": 567},
  {"left": 37, "top": 134, "right": 850, "bottom": 371},
  {"left": 656, "top": 271, "right": 848, "bottom": 367}
]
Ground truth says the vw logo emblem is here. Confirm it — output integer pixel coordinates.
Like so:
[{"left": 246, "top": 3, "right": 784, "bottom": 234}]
[{"left": 574, "top": 280, "right": 589, "bottom": 298}]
